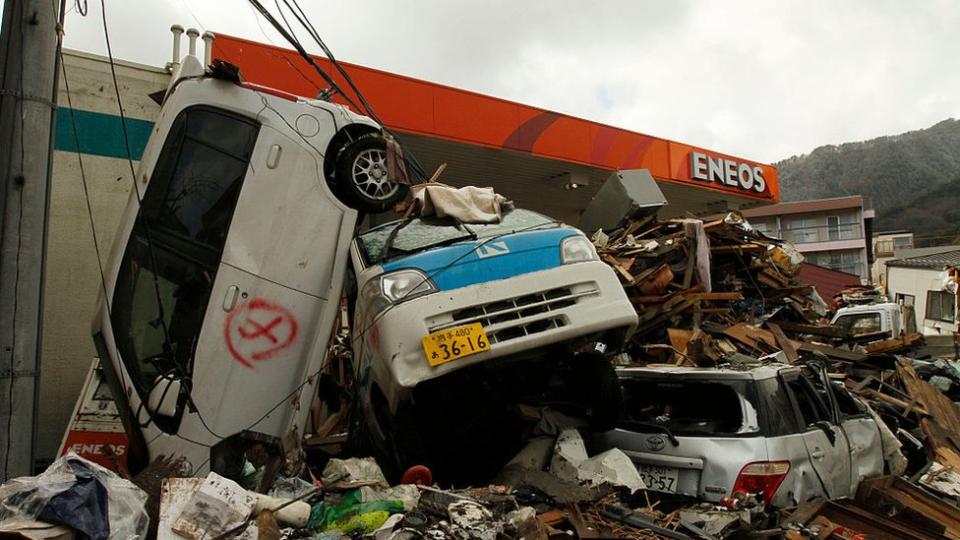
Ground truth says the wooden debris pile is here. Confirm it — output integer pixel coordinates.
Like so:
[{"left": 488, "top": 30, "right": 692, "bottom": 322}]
[{"left": 594, "top": 212, "right": 926, "bottom": 366}]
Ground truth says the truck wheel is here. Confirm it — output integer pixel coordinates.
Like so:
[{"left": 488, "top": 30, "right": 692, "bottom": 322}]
[
  {"left": 335, "top": 135, "right": 408, "bottom": 213},
  {"left": 574, "top": 352, "right": 623, "bottom": 431}
]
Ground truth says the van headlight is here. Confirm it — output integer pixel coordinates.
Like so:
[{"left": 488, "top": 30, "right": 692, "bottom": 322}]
[
  {"left": 380, "top": 269, "right": 436, "bottom": 302},
  {"left": 561, "top": 235, "right": 598, "bottom": 264},
  {"left": 358, "top": 269, "right": 436, "bottom": 325}
]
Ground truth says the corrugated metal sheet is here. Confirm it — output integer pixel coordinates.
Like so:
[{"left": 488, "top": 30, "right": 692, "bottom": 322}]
[
  {"left": 887, "top": 248, "right": 960, "bottom": 269},
  {"left": 797, "top": 263, "right": 862, "bottom": 306}
]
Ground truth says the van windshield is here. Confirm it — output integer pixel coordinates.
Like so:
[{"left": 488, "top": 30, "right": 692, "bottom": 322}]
[
  {"left": 357, "top": 208, "right": 556, "bottom": 264},
  {"left": 619, "top": 377, "right": 761, "bottom": 436}
]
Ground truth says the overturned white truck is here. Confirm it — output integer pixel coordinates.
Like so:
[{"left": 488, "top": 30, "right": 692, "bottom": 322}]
[{"left": 91, "top": 50, "right": 406, "bottom": 476}]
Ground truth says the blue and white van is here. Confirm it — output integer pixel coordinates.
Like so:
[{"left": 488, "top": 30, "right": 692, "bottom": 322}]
[{"left": 348, "top": 208, "right": 638, "bottom": 478}]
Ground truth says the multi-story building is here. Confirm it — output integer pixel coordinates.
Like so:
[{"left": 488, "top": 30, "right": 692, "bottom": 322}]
[
  {"left": 871, "top": 230, "right": 914, "bottom": 287},
  {"left": 737, "top": 195, "right": 874, "bottom": 283}
]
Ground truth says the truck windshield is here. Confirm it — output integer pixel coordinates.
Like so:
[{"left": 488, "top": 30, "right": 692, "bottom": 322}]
[
  {"left": 833, "top": 312, "right": 882, "bottom": 335},
  {"left": 619, "top": 377, "right": 761, "bottom": 436},
  {"left": 357, "top": 208, "right": 556, "bottom": 264}
]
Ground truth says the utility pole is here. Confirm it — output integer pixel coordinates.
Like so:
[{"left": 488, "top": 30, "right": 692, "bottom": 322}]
[{"left": 0, "top": 0, "right": 63, "bottom": 480}]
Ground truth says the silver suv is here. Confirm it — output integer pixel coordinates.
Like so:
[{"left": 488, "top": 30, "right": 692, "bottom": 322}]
[{"left": 595, "top": 363, "right": 886, "bottom": 507}]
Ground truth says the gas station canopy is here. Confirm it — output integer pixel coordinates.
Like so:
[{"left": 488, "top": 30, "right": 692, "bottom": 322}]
[{"left": 213, "top": 35, "right": 779, "bottom": 223}]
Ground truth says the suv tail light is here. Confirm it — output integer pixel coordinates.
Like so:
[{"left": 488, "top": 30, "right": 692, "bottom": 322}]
[{"left": 733, "top": 461, "right": 790, "bottom": 504}]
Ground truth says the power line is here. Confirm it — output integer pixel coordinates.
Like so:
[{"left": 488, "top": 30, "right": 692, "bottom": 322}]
[{"left": 246, "top": 0, "right": 427, "bottom": 181}]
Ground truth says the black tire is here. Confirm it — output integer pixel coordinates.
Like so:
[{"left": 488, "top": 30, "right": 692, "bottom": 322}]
[
  {"left": 573, "top": 352, "right": 623, "bottom": 431},
  {"left": 335, "top": 135, "right": 408, "bottom": 213}
]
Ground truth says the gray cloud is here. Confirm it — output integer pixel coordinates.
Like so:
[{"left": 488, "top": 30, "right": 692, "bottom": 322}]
[{"left": 36, "top": 0, "right": 960, "bottom": 163}]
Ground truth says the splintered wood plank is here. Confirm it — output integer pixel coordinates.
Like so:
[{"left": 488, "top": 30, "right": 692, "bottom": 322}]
[
  {"left": 667, "top": 328, "right": 693, "bottom": 353},
  {"left": 865, "top": 332, "right": 924, "bottom": 354},
  {"left": 767, "top": 322, "right": 800, "bottom": 363},
  {"left": 898, "top": 361, "right": 960, "bottom": 470},
  {"left": 797, "top": 341, "right": 867, "bottom": 362}
]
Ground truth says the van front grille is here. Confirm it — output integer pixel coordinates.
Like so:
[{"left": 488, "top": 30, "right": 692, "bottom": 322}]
[{"left": 427, "top": 285, "right": 597, "bottom": 345}]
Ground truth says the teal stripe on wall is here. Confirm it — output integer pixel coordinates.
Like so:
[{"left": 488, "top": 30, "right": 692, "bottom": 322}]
[{"left": 54, "top": 107, "right": 155, "bottom": 160}]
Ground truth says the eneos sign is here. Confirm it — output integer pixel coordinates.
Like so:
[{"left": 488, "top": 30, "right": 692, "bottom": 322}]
[{"left": 689, "top": 152, "right": 767, "bottom": 194}]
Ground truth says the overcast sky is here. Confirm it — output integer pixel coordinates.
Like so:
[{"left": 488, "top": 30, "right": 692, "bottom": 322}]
[{"left": 39, "top": 0, "right": 960, "bottom": 163}]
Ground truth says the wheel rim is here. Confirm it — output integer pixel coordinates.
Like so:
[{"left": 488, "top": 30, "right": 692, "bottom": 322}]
[{"left": 352, "top": 147, "right": 399, "bottom": 201}]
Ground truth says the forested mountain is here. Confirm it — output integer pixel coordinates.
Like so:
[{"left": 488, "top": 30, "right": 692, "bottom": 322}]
[{"left": 776, "top": 119, "right": 960, "bottom": 240}]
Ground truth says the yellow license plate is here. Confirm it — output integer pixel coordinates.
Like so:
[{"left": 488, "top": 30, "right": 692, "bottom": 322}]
[{"left": 422, "top": 323, "right": 490, "bottom": 367}]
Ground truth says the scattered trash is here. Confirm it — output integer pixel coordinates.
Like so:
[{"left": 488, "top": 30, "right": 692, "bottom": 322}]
[
  {"left": 170, "top": 473, "right": 256, "bottom": 540},
  {"left": 321, "top": 458, "right": 390, "bottom": 489}
]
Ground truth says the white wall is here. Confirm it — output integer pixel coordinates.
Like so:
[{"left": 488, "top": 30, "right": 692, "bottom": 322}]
[{"left": 886, "top": 265, "right": 958, "bottom": 335}]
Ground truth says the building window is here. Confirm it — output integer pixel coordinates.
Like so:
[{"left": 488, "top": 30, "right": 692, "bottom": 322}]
[
  {"left": 893, "top": 236, "right": 913, "bottom": 250},
  {"left": 816, "top": 250, "right": 863, "bottom": 276},
  {"left": 875, "top": 240, "right": 894, "bottom": 257},
  {"left": 926, "top": 290, "right": 956, "bottom": 323},
  {"left": 828, "top": 216, "right": 840, "bottom": 241},
  {"left": 896, "top": 293, "right": 915, "bottom": 307},
  {"left": 785, "top": 217, "right": 818, "bottom": 244}
]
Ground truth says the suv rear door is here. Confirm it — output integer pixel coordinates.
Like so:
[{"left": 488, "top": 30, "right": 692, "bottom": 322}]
[
  {"left": 780, "top": 368, "right": 853, "bottom": 498},
  {"left": 602, "top": 372, "right": 768, "bottom": 501}
]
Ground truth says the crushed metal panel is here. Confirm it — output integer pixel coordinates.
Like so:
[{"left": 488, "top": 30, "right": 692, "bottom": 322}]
[{"left": 579, "top": 169, "right": 667, "bottom": 234}]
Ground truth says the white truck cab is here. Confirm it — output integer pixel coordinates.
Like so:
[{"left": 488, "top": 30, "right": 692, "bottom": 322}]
[
  {"left": 830, "top": 302, "right": 908, "bottom": 338},
  {"left": 91, "top": 53, "right": 405, "bottom": 478}
]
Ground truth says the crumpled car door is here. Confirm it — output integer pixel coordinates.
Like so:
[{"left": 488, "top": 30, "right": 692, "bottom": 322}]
[
  {"left": 833, "top": 383, "right": 884, "bottom": 490},
  {"left": 782, "top": 369, "right": 852, "bottom": 498}
]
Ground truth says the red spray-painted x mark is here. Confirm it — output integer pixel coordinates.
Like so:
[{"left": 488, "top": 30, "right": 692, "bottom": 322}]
[
  {"left": 225, "top": 298, "right": 299, "bottom": 368},
  {"left": 238, "top": 316, "right": 284, "bottom": 343}
]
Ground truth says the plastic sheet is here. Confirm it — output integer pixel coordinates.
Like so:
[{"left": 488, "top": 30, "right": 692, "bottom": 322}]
[{"left": 0, "top": 453, "right": 148, "bottom": 540}]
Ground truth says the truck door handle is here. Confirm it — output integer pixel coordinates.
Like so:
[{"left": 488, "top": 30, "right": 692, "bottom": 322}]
[
  {"left": 223, "top": 285, "right": 240, "bottom": 311},
  {"left": 811, "top": 448, "right": 825, "bottom": 460}
]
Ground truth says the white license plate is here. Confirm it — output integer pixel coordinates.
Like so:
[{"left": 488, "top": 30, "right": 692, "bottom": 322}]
[{"left": 637, "top": 465, "right": 679, "bottom": 493}]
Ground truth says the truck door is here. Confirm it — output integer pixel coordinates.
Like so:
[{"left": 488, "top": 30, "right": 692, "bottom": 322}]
[
  {"left": 185, "top": 124, "right": 356, "bottom": 451},
  {"left": 781, "top": 370, "right": 852, "bottom": 498}
]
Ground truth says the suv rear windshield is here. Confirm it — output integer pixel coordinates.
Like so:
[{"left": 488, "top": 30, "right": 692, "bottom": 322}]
[
  {"left": 619, "top": 376, "right": 761, "bottom": 436},
  {"left": 357, "top": 208, "right": 556, "bottom": 264}
]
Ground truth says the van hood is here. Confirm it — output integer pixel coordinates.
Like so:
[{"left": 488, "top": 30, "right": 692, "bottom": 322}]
[{"left": 380, "top": 227, "right": 579, "bottom": 291}]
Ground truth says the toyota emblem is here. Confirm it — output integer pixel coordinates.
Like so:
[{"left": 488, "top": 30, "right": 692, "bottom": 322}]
[{"left": 646, "top": 435, "right": 666, "bottom": 452}]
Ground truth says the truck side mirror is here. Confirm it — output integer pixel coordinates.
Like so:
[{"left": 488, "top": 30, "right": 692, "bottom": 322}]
[{"left": 147, "top": 374, "right": 182, "bottom": 418}]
